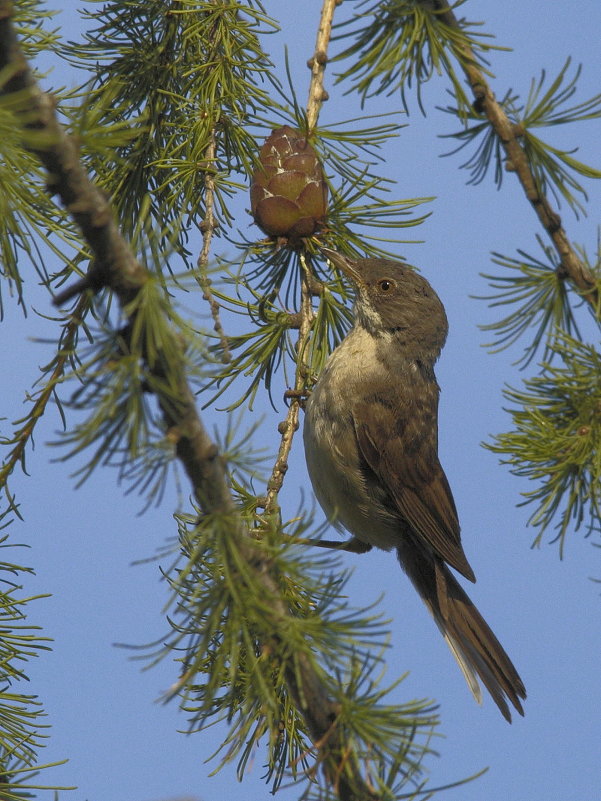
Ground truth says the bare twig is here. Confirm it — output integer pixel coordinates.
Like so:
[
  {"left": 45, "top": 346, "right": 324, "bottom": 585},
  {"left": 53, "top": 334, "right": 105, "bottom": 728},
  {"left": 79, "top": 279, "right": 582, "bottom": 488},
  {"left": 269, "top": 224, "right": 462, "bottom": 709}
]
[
  {"left": 428, "top": 0, "right": 599, "bottom": 307},
  {"left": 265, "top": 0, "right": 340, "bottom": 518},
  {"left": 0, "top": 294, "right": 88, "bottom": 495},
  {"left": 306, "top": 0, "right": 338, "bottom": 130},
  {"left": 197, "top": 129, "right": 231, "bottom": 363},
  {"left": 264, "top": 256, "right": 314, "bottom": 517},
  {"left": 0, "top": 6, "right": 379, "bottom": 798}
]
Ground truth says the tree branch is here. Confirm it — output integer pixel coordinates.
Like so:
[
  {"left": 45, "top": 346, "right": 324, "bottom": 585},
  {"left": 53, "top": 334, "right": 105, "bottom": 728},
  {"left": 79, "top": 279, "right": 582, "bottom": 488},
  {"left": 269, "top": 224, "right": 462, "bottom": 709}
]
[
  {"left": 0, "top": 294, "right": 88, "bottom": 495},
  {"left": 0, "top": 6, "right": 380, "bottom": 797},
  {"left": 264, "top": 256, "right": 314, "bottom": 517},
  {"left": 197, "top": 133, "right": 231, "bottom": 359},
  {"left": 264, "top": 0, "right": 340, "bottom": 519},
  {"left": 306, "top": 0, "right": 338, "bottom": 130},
  {"left": 428, "top": 0, "right": 599, "bottom": 307}
]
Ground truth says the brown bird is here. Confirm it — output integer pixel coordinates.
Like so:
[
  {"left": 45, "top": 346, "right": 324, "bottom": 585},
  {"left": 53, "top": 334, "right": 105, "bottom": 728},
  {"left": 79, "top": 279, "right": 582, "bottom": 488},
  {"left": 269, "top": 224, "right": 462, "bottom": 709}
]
[{"left": 303, "top": 250, "right": 526, "bottom": 721}]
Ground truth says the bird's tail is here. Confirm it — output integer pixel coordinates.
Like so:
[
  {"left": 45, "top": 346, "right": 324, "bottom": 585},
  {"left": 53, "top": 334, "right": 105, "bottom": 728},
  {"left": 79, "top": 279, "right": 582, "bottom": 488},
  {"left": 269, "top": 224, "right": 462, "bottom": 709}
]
[{"left": 397, "top": 542, "right": 526, "bottom": 722}]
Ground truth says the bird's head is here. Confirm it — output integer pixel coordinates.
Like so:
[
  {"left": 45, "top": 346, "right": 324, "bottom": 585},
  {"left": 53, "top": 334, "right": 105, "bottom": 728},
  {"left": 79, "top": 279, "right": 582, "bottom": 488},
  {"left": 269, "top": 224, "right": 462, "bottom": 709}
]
[{"left": 322, "top": 249, "right": 448, "bottom": 359}]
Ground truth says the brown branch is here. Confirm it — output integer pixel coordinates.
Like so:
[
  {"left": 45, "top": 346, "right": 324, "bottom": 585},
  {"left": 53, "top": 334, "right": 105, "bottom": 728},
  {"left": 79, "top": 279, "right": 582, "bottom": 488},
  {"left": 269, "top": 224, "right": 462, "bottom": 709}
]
[
  {"left": 0, "top": 6, "right": 378, "bottom": 798},
  {"left": 306, "top": 0, "right": 338, "bottom": 130},
  {"left": 264, "top": 0, "right": 340, "bottom": 519},
  {"left": 429, "top": 0, "right": 599, "bottom": 306},
  {"left": 196, "top": 126, "right": 231, "bottom": 363},
  {"left": 0, "top": 294, "right": 88, "bottom": 493},
  {"left": 0, "top": 22, "right": 145, "bottom": 304},
  {"left": 264, "top": 257, "right": 314, "bottom": 517}
]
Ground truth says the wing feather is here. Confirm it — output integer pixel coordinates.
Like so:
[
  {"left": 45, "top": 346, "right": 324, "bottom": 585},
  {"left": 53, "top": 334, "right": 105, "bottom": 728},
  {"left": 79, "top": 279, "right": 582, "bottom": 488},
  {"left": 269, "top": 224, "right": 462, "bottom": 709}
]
[{"left": 353, "top": 399, "right": 475, "bottom": 582}]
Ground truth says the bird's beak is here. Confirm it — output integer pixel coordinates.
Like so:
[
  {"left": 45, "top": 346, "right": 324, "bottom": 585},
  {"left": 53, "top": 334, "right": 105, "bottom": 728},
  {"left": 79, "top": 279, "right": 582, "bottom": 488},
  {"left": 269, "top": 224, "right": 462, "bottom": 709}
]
[{"left": 320, "top": 248, "right": 362, "bottom": 286}]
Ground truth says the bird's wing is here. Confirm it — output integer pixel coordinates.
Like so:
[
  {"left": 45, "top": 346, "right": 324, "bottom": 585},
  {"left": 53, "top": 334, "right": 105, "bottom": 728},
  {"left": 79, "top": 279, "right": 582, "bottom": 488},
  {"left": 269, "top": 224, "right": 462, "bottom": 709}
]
[{"left": 352, "top": 398, "right": 475, "bottom": 582}]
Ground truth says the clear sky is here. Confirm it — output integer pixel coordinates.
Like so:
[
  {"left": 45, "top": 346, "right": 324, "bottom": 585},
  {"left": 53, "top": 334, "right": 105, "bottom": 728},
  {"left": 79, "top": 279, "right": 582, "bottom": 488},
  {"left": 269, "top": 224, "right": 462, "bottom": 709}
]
[{"left": 2, "top": 2, "right": 601, "bottom": 800}]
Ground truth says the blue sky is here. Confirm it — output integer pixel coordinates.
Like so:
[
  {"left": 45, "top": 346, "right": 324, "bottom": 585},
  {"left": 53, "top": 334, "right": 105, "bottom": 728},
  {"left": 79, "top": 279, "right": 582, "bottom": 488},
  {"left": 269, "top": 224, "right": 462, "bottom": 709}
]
[{"left": 2, "top": 1, "right": 601, "bottom": 800}]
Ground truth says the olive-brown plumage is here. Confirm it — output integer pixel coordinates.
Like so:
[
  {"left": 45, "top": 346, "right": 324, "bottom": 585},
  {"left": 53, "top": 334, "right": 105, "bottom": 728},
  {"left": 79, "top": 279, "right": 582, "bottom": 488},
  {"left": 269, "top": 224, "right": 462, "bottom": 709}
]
[{"left": 303, "top": 249, "right": 526, "bottom": 721}]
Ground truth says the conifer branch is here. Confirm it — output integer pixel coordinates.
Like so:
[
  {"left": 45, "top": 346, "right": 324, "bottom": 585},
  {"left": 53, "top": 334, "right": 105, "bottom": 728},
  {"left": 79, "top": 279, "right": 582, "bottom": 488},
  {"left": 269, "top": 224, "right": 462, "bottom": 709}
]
[
  {"left": 193, "top": 9, "right": 231, "bottom": 364},
  {"left": 0, "top": 2, "right": 225, "bottom": 510},
  {"left": 0, "top": 294, "right": 88, "bottom": 494},
  {"left": 0, "top": 7, "right": 145, "bottom": 305},
  {"left": 426, "top": 0, "right": 599, "bottom": 308},
  {"left": 0, "top": 8, "right": 389, "bottom": 796}
]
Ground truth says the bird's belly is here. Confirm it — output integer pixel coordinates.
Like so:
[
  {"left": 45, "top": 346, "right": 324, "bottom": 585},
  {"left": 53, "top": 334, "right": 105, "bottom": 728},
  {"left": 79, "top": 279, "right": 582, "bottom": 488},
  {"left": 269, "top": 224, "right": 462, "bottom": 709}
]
[{"left": 303, "top": 361, "right": 402, "bottom": 551}]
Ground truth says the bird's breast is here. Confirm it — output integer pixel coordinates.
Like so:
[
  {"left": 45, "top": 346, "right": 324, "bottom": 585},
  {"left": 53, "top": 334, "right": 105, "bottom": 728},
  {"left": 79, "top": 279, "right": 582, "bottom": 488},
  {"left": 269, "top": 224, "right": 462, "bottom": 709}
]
[{"left": 303, "top": 328, "right": 406, "bottom": 548}]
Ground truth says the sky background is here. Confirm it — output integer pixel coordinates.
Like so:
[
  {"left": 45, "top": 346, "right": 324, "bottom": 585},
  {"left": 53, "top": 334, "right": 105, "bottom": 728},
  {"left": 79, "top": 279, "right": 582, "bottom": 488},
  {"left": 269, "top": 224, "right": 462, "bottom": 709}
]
[{"left": 2, "top": 1, "right": 601, "bottom": 800}]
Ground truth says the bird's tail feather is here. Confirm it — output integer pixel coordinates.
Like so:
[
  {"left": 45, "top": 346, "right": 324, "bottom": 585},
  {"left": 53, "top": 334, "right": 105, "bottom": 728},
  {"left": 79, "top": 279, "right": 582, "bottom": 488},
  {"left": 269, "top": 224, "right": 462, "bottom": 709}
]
[{"left": 397, "top": 543, "right": 526, "bottom": 722}]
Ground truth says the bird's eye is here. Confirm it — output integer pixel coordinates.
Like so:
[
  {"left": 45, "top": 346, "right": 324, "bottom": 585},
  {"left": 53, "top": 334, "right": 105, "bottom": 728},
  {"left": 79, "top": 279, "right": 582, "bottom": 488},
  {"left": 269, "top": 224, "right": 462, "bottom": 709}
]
[{"left": 378, "top": 279, "right": 394, "bottom": 292}]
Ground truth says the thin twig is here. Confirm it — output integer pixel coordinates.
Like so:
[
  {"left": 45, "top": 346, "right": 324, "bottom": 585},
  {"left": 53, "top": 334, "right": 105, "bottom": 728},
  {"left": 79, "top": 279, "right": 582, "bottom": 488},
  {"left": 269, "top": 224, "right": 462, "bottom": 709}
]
[
  {"left": 428, "top": 0, "right": 599, "bottom": 307},
  {"left": 264, "top": 255, "right": 314, "bottom": 517},
  {"left": 0, "top": 294, "right": 89, "bottom": 494},
  {"left": 264, "top": 0, "right": 340, "bottom": 518},
  {"left": 194, "top": 6, "right": 232, "bottom": 363},
  {"left": 258, "top": 10, "right": 384, "bottom": 788},
  {"left": 197, "top": 131, "right": 231, "bottom": 362},
  {"left": 306, "top": 0, "right": 338, "bottom": 130}
]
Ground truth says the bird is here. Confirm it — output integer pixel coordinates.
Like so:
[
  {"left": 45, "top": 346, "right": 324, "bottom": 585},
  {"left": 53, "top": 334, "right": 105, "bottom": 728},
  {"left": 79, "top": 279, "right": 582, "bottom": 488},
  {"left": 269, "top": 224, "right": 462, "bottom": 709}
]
[{"left": 303, "top": 248, "right": 526, "bottom": 721}]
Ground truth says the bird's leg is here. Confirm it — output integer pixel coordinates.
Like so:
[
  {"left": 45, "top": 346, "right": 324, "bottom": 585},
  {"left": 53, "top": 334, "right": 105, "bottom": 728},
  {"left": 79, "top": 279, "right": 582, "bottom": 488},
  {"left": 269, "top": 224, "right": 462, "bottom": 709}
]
[
  {"left": 284, "top": 388, "right": 309, "bottom": 409},
  {"left": 339, "top": 537, "right": 373, "bottom": 553},
  {"left": 298, "top": 536, "right": 373, "bottom": 554}
]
